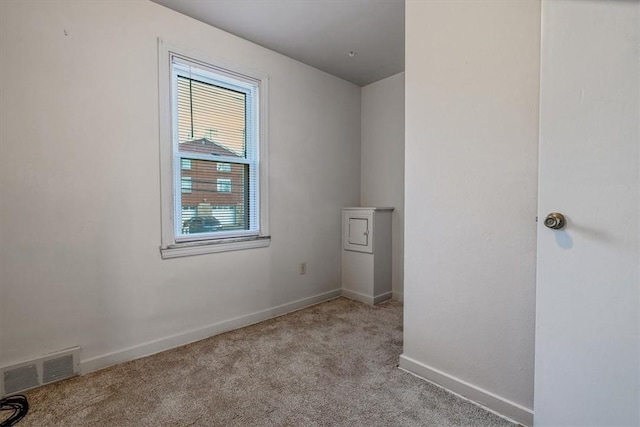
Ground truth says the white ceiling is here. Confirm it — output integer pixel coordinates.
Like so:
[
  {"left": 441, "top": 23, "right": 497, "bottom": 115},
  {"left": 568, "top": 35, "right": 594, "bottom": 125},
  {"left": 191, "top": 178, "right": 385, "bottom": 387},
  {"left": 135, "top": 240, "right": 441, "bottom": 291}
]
[{"left": 151, "top": 0, "right": 405, "bottom": 87}]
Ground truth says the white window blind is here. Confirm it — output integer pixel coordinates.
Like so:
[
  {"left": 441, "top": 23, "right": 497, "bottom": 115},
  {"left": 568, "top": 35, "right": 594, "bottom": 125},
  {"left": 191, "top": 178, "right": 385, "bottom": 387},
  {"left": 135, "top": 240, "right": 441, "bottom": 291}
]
[{"left": 171, "top": 55, "right": 260, "bottom": 241}]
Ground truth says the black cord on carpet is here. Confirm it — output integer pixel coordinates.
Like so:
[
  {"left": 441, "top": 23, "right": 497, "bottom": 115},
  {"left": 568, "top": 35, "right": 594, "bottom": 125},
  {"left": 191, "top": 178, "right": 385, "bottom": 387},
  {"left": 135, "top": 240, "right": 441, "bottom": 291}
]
[{"left": 0, "top": 395, "right": 29, "bottom": 426}]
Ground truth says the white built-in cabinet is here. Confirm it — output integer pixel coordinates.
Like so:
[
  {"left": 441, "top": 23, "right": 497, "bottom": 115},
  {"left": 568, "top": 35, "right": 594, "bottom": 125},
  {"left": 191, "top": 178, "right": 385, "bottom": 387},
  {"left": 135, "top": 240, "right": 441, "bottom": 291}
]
[{"left": 341, "top": 207, "right": 393, "bottom": 305}]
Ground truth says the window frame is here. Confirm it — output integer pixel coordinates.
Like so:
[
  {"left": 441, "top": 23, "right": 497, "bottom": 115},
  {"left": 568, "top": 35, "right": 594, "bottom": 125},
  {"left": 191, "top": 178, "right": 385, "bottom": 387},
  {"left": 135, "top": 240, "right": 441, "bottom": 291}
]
[{"left": 158, "top": 39, "right": 270, "bottom": 259}]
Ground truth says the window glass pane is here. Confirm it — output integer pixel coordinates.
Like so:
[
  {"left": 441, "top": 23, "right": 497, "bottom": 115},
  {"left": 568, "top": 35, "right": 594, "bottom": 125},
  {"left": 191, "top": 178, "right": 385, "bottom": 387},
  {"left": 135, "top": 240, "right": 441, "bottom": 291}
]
[
  {"left": 217, "top": 178, "right": 232, "bottom": 193},
  {"left": 181, "top": 159, "right": 192, "bottom": 170},
  {"left": 212, "top": 206, "right": 236, "bottom": 228},
  {"left": 180, "top": 159, "right": 248, "bottom": 235},
  {"left": 181, "top": 177, "right": 192, "bottom": 193},
  {"left": 217, "top": 162, "right": 231, "bottom": 172},
  {"left": 176, "top": 75, "right": 246, "bottom": 157}
]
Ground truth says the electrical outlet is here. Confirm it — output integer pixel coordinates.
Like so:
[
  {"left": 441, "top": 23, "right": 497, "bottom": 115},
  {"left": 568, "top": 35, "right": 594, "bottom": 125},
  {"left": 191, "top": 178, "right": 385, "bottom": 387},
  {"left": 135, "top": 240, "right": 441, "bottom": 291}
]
[{"left": 300, "top": 262, "right": 307, "bottom": 275}]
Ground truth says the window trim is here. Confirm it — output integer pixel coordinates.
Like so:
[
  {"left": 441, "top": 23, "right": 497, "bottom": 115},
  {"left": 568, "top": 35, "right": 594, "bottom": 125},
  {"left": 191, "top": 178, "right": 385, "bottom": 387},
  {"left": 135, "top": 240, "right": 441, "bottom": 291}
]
[{"left": 158, "top": 39, "right": 270, "bottom": 258}]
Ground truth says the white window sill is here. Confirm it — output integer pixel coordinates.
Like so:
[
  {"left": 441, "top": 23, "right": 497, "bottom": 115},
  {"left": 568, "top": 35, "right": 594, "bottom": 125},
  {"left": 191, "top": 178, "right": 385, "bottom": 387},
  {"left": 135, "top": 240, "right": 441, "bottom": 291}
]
[{"left": 160, "top": 235, "right": 271, "bottom": 259}]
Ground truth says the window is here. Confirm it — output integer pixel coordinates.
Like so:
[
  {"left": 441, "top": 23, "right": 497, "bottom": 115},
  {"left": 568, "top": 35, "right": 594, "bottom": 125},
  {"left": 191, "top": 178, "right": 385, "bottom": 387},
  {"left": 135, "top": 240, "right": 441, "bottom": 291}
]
[
  {"left": 181, "top": 206, "right": 197, "bottom": 220},
  {"left": 181, "top": 177, "right": 192, "bottom": 193},
  {"left": 217, "top": 162, "right": 231, "bottom": 172},
  {"left": 212, "top": 206, "right": 237, "bottom": 227},
  {"left": 216, "top": 178, "right": 232, "bottom": 193},
  {"left": 158, "top": 40, "right": 270, "bottom": 258}
]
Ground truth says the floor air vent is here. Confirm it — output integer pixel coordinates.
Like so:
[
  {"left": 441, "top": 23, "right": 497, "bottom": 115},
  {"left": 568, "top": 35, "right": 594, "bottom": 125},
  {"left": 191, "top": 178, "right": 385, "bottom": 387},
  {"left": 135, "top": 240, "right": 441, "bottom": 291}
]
[
  {"left": 1, "top": 347, "right": 80, "bottom": 396},
  {"left": 3, "top": 365, "right": 38, "bottom": 395}
]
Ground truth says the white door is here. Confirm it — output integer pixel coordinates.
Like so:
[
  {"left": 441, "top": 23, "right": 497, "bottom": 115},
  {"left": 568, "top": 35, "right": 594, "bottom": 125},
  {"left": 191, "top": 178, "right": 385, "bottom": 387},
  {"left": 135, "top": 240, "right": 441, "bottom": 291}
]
[{"left": 534, "top": 1, "right": 639, "bottom": 426}]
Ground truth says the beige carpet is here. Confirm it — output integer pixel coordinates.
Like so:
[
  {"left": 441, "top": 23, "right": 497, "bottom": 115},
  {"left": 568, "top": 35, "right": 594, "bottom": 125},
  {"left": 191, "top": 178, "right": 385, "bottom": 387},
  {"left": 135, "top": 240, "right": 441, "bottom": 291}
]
[{"left": 15, "top": 298, "right": 514, "bottom": 426}]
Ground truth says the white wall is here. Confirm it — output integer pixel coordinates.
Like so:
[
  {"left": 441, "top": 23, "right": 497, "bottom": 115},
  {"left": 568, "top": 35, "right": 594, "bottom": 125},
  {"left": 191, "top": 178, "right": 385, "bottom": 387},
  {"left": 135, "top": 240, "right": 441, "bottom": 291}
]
[
  {"left": 360, "top": 72, "right": 405, "bottom": 300},
  {"left": 400, "top": 1, "right": 540, "bottom": 425},
  {"left": 0, "top": 0, "right": 361, "bottom": 371}
]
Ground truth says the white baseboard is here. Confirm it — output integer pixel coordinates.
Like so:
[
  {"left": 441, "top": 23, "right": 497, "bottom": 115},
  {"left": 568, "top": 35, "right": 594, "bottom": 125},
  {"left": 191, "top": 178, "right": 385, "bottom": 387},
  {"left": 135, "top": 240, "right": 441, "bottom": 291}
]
[
  {"left": 373, "top": 291, "right": 393, "bottom": 304},
  {"left": 341, "top": 289, "right": 392, "bottom": 305},
  {"left": 81, "top": 289, "right": 342, "bottom": 374},
  {"left": 341, "top": 288, "right": 373, "bottom": 304},
  {"left": 392, "top": 291, "right": 403, "bottom": 302},
  {"left": 399, "top": 354, "right": 533, "bottom": 427}
]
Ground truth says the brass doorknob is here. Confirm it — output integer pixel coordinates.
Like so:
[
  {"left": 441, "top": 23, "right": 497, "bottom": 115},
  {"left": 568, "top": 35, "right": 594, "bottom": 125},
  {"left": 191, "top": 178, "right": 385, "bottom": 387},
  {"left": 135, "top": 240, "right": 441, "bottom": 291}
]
[{"left": 544, "top": 212, "right": 566, "bottom": 230}]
